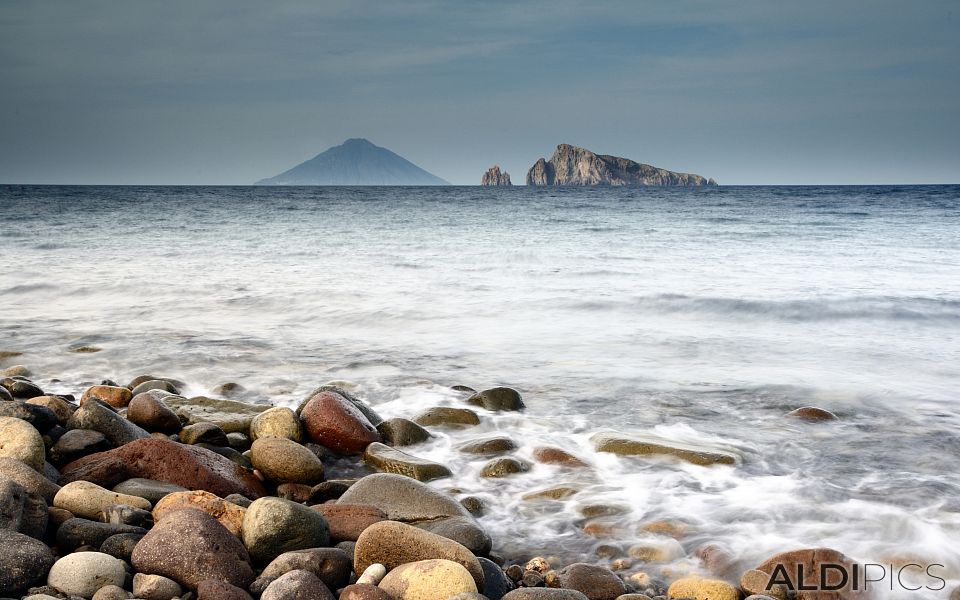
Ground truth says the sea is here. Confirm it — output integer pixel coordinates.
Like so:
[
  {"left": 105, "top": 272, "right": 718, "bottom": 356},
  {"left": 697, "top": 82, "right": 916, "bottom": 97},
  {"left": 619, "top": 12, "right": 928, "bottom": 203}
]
[{"left": 2, "top": 184, "right": 959, "bottom": 597}]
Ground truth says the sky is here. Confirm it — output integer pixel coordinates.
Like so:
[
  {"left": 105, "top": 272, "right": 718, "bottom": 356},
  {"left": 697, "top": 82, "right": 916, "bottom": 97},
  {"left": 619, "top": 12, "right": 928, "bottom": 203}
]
[{"left": 0, "top": 1, "right": 958, "bottom": 185}]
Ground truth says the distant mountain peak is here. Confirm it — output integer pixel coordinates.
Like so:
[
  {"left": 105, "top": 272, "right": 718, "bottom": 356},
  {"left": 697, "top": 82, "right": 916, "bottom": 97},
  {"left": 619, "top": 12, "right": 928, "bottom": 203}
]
[{"left": 256, "top": 139, "right": 448, "bottom": 186}]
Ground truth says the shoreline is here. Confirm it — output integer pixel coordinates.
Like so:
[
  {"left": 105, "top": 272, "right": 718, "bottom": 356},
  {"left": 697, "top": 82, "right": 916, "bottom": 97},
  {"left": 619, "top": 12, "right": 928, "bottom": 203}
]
[{"left": 1, "top": 366, "right": 937, "bottom": 600}]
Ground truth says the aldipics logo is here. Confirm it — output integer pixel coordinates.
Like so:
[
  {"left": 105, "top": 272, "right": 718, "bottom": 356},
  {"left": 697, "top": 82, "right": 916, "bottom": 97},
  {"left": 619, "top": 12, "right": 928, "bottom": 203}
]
[{"left": 765, "top": 562, "right": 947, "bottom": 594}]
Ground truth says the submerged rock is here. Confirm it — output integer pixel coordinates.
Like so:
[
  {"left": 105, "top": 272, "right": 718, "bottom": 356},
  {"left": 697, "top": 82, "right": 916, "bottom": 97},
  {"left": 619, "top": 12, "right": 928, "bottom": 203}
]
[
  {"left": 413, "top": 407, "right": 480, "bottom": 427},
  {"left": 466, "top": 387, "right": 525, "bottom": 411},
  {"left": 591, "top": 432, "right": 737, "bottom": 466},
  {"left": 480, "top": 457, "right": 531, "bottom": 478},
  {"left": 362, "top": 442, "right": 452, "bottom": 482},
  {"left": 457, "top": 436, "right": 517, "bottom": 455},
  {"left": 786, "top": 406, "right": 838, "bottom": 422},
  {"left": 376, "top": 417, "right": 432, "bottom": 446},
  {"left": 531, "top": 446, "right": 589, "bottom": 468}
]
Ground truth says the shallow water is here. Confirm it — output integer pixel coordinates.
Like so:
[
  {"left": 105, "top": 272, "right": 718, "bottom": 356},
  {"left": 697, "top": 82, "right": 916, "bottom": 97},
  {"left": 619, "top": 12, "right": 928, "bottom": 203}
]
[{"left": 2, "top": 184, "right": 959, "bottom": 597}]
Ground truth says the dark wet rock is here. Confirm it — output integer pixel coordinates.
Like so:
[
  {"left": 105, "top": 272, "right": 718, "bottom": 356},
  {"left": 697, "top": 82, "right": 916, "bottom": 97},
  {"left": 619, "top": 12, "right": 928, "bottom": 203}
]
[
  {"left": 1, "top": 377, "right": 44, "bottom": 399},
  {"left": 413, "top": 407, "right": 480, "bottom": 428},
  {"left": 80, "top": 386, "right": 133, "bottom": 409},
  {"left": 132, "top": 508, "right": 254, "bottom": 590},
  {"left": 460, "top": 495, "right": 485, "bottom": 516},
  {"left": 180, "top": 423, "right": 229, "bottom": 447},
  {"left": 480, "top": 457, "right": 531, "bottom": 478},
  {"left": 195, "top": 443, "right": 253, "bottom": 470},
  {"left": 56, "top": 517, "right": 146, "bottom": 552},
  {"left": 362, "top": 442, "right": 451, "bottom": 482},
  {"left": 521, "top": 486, "right": 579, "bottom": 502},
  {"left": 276, "top": 482, "right": 313, "bottom": 503},
  {"left": 591, "top": 432, "right": 737, "bottom": 466},
  {"left": 58, "top": 454, "right": 130, "bottom": 489},
  {"left": 99, "top": 532, "right": 145, "bottom": 562},
  {"left": 457, "top": 436, "right": 517, "bottom": 456},
  {"left": 112, "top": 478, "right": 188, "bottom": 505},
  {"left": 354, "top": 520, "right": 484, "bottom": 588},
  {"left": 338, "top": 473, "right": 471, "bottom": 521},
  {"left": 242, "top": 497, "right": 330, "bottom": 564},
  {"left": 479, "top": 557, "right": 514, "bottom": 600},
  {"left": 521, "top": 571, "right": 544, "bottom": 587},
  {"left": 66, "top": 399, "right": 150, "bottom": 447},
  {"left": 786, "top": 407, "right": 839, "bottom": 422},
  {"left": 376, "top": 417, "right": 431, "bottom": 446},
  {"left": 415, "top": 516, "right": 492, "bottom": 556},
  {"left": 300, "top": 391, "right": 381, "bottom": 455},
  {"left": 128, "top": 375, "right": 186, "bottom": 390},
  {"left": 0, "top": 457, "right": 60, "bottom": 503},
  {"left": 0, "top": 478, "right": 47, "bottom": 538},
  {"left": 131, "top": 379, "right": 180, "bottom": 396},
  {"left": 60, "top": 438, "right": 266, "bottom": 499},
  {"left": 224, "top": 493, "right": 253, "bottom": 508},
  {"left": 250, "top": 436, "right": 324, "bottom": 484},
  {"left": 0, "top": 402, "right": 58, "bottom": 433},
  {"left": 556, "top": 564, "right": 626, "bottom": 600},
  {"left": 212, "top": 382, "right": 247, "bottom": 398},
  {"left": 261, "top": 570, "right": 334, "bottom": 600},
  {"left": 531, "top": 447, "right": 589, "bottom": 468},
  {"left": 308, "top": 480, "right": 353, "bottom": 503},
  {"left": 311, "top": 503, "right": 387, "bottom": 542},
  {"left": 49, "top": 430, "right": 111, "bottom": 466},
  {"left": 466, "top": 388, "right": 525, "bottom": 412},
  {"left": 25, "top": 396, "right": 77, "bottom": 426},
  {"left": 297, "top": 385, "right": 384, "bottom": 427},
  {"left": 126, "top": 392, "right": 182, "bottom": 434},
  {"left": 196, "top": 579, "right": 253, "bottom": 600},
  {"left": 226, "top": 432, "right": 251, "bottom": 451},
  {"left": 250, "top": 548, "right": 351, "bottom": 595}
]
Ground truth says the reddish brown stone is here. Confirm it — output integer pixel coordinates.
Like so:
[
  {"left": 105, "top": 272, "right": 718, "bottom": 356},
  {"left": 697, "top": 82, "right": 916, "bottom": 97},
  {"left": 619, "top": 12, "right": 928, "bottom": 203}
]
[
  {"left": 276, "top": 483, "right": 313, "bottom": 504},
  {"left": 300, "top": 391, "right": 380, "bottom": 455},
  {"left": 786, "top": 407, "right": 839, "bottom": 422},
  {"left": 80, "top": 385, "right": 133, "bottom": 409},
  {"left": 61, "top": 438, "right": 266, "bottom": 499},
  {"left": 58, "top": 454, "right": 130, "bottom": 488},
  {"left": 310, "top": 503, "right": 387, "bottom": 542},
  {"left": 756, "top": 547, "right": 866, "bottom": 600},
  {"left": 531, "top": 447, "right": 589, "bottom": 468},
  {"left": 197, "top": 578, "right": 254, "bottom": 600},
  {"left": 339, "top": 583, "right": 393, "bottom": 600},
  {"left": 694, "top": 542, "right": 736, "bottom": 578},
  {"left": 127, "top": 392, "right": 182, "bottom": 433}
]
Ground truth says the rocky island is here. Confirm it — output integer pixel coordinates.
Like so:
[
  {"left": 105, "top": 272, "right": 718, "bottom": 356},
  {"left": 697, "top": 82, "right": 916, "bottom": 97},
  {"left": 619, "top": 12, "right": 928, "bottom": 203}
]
[
  {"left": 480, "top": 166, "right": 511, "bottom": 186},
  {"left": 526, "top": 144, "right": 716, "bottom": 186}
]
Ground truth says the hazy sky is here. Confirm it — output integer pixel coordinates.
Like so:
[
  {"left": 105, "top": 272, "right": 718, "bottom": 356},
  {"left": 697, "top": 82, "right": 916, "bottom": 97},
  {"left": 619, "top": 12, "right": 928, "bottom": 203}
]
[{"left": 1, "top": 1, "right": 957, "bottom": 185}]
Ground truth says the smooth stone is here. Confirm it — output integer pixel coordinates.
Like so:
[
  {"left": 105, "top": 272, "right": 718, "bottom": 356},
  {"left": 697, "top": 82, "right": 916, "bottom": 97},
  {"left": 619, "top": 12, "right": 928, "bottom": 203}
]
[
  {"left": 250, "top": 436, "right": 324, "bottom": 484},
  {"left": 379, "top": 559, "right": 478, "bottom": 600},
  {"left": 179, "top": 423, "right": 229, "bottom": 447},
  {"left": 501, "top": 590, "right": 589, "bottom": 600},
  {"left": 479, "top": 457, "right": 530, "bottom": 478},
  {"left": 0, "top": 529, "right": 55, "bottom": 596},
  {"left": 357, "top": 563, "right": 388, "bottom": 585},
  {"left": 521, "top": 486, "right": 579, "bottom": 501},
  {"left": 338, "top": 473, "right": 471, "bottom": 521},
  {"left": 250, "top": 548, "right": 351, "bottom": 595},
  {"left": 556, "top": 564, "right": 627, "bottom": 600},
  {"left": 0, "top": 478, "right": 48, "bottom": 538},
  {"left": 457, "top": 436, "right": 517, "bottom": 456},
  {"left": 131, "top": 508, "right": 254, "bottom": 590},
  {"left": 49, "top": 429, "right": 111, "bottom": 466},
  {"left": 740, "top": 569, "right": 787, "bottom": 600},
  {"left": 308, "top": 480, "right": 352, "bottom": 503},
  {"left": 26, "top": 396, "right": 76, "bottom": 426},
  {"left": 376, "top": 417, "right": 432, "bottom": 446},
  {"left": 786, "top": 407, "right": 839, "bottom": 422},
  {"left": 224, "top": 493, "right": 252, "bottom": 507},
  {"left": 58, "top": 453, "right": 130, "bottom": 489},
  {"left": 276, "top": 482, "right": 312, "bottom": 503},
  {"left": 0, "top": 417, "right": 46, "bottom": 471},
  {"left": 54, "top": 480, "right": 151, "bottom": 519},
  {"left": 355, "top": 520, "right": 484, "bottom": 589},
  {"left": 81, "top": 386, "right": 133, "bottom": 409},
  {"left": 46, "top": 552, "right": 126, "bottom": 599},
  {"left": 666, "top": 576, "right": 739, "bottom": 600},
  {"left": 1, "top": 378, "right": 43, "bottom": 399},
  {"left": 478, "top": 557, "right": 513, "bottom": 600},
  {"left": 297, "top": 384, "right": 384, "bottom": 427},
  {"left": 126, "top": 392, "right": 182, "bottom": 434},
  {"left": 415, "top": 516, "right": 492, "bottom": 556},
  {"left": 262, "top": 570, "right": 334, "bottom": 600},
  {"left": 61, "top": 438, "right": 266, "bottom": 499},
  {"left": 153, "top": 490, "right": 246, "bottom": 537},
  {"left": 465, "top": 387, "right": 525, "bottom": 411},
  {"left": 627, "top": 538, "right": 685, "bottom": 563},
  {"left": 127, "top": 375, "right": 186, "bottom": 391},
  {"left": 249, "top": 407, "right": 302, "bottom": 442},
  {"left": 242, "top": 497, "right": 330, "bottom": 564},
  {"left": 56, "top": 517, "right": 146, "bottom": 552},
  {"left": 754, "top": 547, "right": 858, "bottom": 598},
  {"left": 591, "top": 432, "right": 737, "bottom": 466},
  {"left": 362, "top": 442, "right": 452, "bottom": 482},
  {"left": 413, "top": 407, "right": 480, "bottom": 428},
  {"left": 194, "top": 443, "right": 252, "bottom": 469},
  {"left": 530, "top": 447, "right": 589, "bottom": 468},
  {"left": 91, "top": 584, "right": 132, "bottom": 600},
  {"left": 300, "top": 391, "right": 381, "bottom": 455},
  {"left": 159, "top": 396, "right": 270, "bottom": 434},
  {"left": 66, "top": 399, "right": 150, "bottom": 447},
  {"left": 99, "top": 532, "right": 145, "bottom": 562},
  {"left": 460, "top": 496, "right": 485, "bottom": 516},
  {"left": 0, "top": 365, "right": 30, "bottom": 377},
  {"left": 100, "top": 503, "right": 153, "bottom": 527},
  {"left": 133, "top": 573, "right": 184, "bottom": 600},
  {"left": 212, "top": 382, "right": 246, "bottom": 398},
  {"left": 131, "top": 380, "right": 180, "bottom": 396},
  {"left": 0, "top": 385, "right": 11, "bottom": 401},
  {"left": 0, "top": 402, "right": 58, "bottom": 433},
  {"left": 311, "top": 503, "right": 387, "bottom": 542},
  {"left": 112, "top": 478, "right": 188, "bottom": 505},
  {"left": 340, "top": 583, "right": 393, "bottom": 600},
  {"left": 196, "top": 579, "right": 254, "bottom": 600},
  {"left": 0, "top": 457, "right": 61, "bottom": 503}
]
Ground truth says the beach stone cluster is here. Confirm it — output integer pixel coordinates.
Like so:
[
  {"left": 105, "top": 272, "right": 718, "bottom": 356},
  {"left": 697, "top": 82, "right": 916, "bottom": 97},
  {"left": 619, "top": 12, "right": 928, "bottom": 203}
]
[{"left": 0, "top": 369, "right": 881, "bottom": 600}]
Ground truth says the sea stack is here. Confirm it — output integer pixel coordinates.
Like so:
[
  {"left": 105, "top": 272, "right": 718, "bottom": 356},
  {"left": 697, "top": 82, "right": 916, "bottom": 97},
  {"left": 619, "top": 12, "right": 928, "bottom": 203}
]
[
  {"left": 526, "top": 143, "right": 716, "bottom": 186},
  {"left": 480, "top": 166, "right": 512, "bottom": 186}
]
